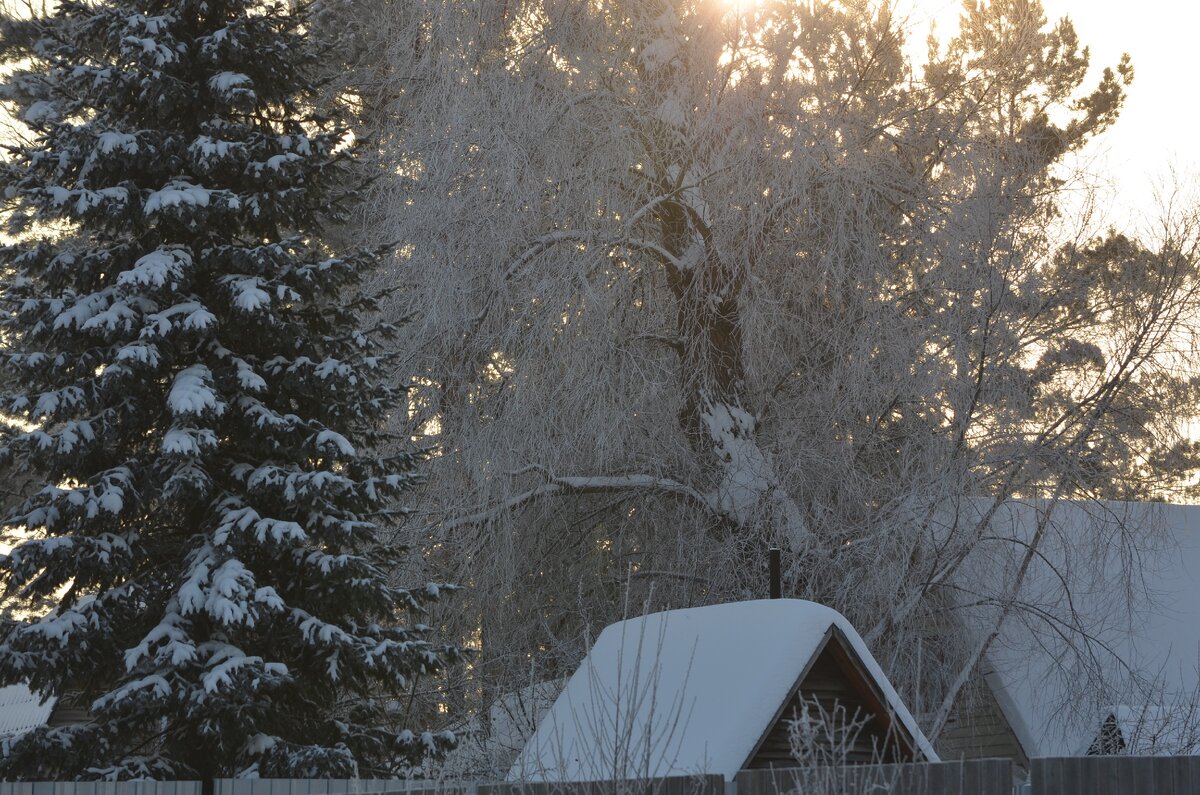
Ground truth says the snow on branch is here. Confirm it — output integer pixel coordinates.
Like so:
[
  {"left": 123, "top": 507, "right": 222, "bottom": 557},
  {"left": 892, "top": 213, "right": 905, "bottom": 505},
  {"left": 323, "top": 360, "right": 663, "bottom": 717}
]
[{"left": 440, "top": 473, "right": 716, "bottom": 530}]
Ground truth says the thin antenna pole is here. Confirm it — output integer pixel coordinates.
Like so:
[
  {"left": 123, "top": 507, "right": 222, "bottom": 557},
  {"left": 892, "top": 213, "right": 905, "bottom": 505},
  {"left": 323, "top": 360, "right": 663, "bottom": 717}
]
[{"left": 769, "top": 547, "right": 781, "bottom": 599}]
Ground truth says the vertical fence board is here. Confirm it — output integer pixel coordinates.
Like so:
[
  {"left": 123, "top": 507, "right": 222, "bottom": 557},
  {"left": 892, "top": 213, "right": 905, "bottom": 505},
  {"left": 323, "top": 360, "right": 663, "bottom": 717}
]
[
  {"left": 1040, "top": 758, "right": 1061, "bottom": 794},
  {"left": 1170, "top": 756, "right": 1192, "bottom": 795},
  {"left": 928, "top": 760, "right": 949, "bottom": 794},
  {"left": 957, "top": 759, "right": 977, "bottom": 795},
  {"left": 1113, "top": 756, "right": 1132, "bottom": 795},
  {"left": 1132, "top": 756, "right": 1156, "bottom": 795},
  {"left": 1031, "top": 759, "right": 1045, "bottom": 793},
  {"left": 1080, "top": 758, "right": 1099, "bottom": 795},
  {"left": 1081, "top": 756, "right": 1100, "bottom": 795},
  {"left": 1153, "top": 757, "right": 1176, "bottom": 795},
  {"left": 1065, "top": 757, "right": 1080, "bottom": 795},
  {"left": 985, "top": 760, "right": 1014, "bottom": 795},
  {"left": 1104, "top": 756, "right": 1123, "bottom": 795},
  {"left": 961, "top": 758, "right": 988, "bottom": 795}
]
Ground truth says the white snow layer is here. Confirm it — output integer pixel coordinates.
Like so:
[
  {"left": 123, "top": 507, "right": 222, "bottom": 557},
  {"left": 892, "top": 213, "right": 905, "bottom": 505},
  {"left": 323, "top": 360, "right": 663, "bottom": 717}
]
[
  {"left": 144, "top": 181, "right": 211, "bottom": 215},
  {"left": 143, "top": 301, "right": 217, "bottom": 337},
  {"left": 189, "top": 135, "right": 242, "bottom": 164},
  {"left": 0, "top": 684, "right": 55, "bottom": 736},
  {"left": 118, "top": 248, "right": 191, "bottom": 289},
  {"left": 168, "top": 365, "right": 222, "bottom": 416},
  {"left": 314, "top": 429, "right": 355, "bottom": 456},
  {"left": 23, "top": 100, "right": 59, "bottom": 124},
  {"left": 701, "top": 402, "right": 770, "bottom": 524},
  {"left": 162, "top": 426, "right": 217, "bottom": 455},
  {"left": 639, "top": 10, "right": 681, "bottom": 73},
  {"left": 96, "top": 131, "right": 139, "bottom": 155},
  {"left": 208, "top": 71, "right": 255, "bottom": 103},
  {"left": 121, "top": 34, "right": 178, "bottom": 67},
  {"left": 225, "top": 276, "right": 270, "bottom": 312},
  {"left": 508, "top": 599, "right": 936, "bottom": 782}
]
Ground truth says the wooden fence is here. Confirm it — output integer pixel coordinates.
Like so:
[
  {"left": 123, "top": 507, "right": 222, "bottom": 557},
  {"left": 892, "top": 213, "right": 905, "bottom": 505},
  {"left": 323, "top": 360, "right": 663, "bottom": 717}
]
[
  {"left": 14, "top": 757, "right": 1200, "bottom": 795},
  {"left": 736, "top": 761, "right": 1013, "bottom": 795},
  {"left": 0, "top": 762, "right": 1011, "bottom": 795},
  {"left": 0, "top": 784, "right": 459, "bottom": 795},
  {"left": 1030, "top": 756, "right": 1200, "bottom": 794},
  {"left": 481, "top": 775, "right": 722, "bottom": 795}
]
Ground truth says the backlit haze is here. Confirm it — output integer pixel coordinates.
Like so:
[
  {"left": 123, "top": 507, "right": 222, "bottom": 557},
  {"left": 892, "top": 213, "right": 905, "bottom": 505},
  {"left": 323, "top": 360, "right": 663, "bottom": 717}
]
[{"left": 898, "top": 0, "right": 1199, "bottom": 234}]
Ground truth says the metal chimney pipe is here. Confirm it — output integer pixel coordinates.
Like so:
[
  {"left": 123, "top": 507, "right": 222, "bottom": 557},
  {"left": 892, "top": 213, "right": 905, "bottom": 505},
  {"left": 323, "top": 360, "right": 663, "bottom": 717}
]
[{"left": 769, "top": 547, "right": 781, "bottom": 599}]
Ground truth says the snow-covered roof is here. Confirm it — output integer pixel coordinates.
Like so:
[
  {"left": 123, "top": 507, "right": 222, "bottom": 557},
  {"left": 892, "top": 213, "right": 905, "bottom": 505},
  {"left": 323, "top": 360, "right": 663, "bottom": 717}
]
[
  {"left": 507, "top": 599, "right": 937, "bottom": 782},
  {"left": 952, "top": 500, "right": 1200, "bottom": 758},
  {"left": 0, "top": 683, "right": 54, "bottom": 736}
]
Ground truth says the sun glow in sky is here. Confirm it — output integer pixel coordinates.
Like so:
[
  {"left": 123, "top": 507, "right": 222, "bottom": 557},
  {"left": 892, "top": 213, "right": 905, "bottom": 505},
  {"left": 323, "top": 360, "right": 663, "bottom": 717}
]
[{"left": 719, "top": 0, "right": 1195, "bottom": 230}]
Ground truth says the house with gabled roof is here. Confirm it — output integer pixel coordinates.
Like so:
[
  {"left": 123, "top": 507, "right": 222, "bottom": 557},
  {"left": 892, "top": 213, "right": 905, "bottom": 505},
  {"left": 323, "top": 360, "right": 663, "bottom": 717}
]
[
  {"left": 0, "top": 681, "right": 89, "bottom": 742},
  {"left": 938, "top": 499, "right": 1200, "bottom": 767},
  {"left": 507, "top": 599, "right": 937, "bottom": 782}
]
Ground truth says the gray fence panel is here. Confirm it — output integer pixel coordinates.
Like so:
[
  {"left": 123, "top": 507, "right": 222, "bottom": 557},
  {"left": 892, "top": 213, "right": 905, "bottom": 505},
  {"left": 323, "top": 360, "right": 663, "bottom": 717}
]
[
  {"left": 1157, "top": 757, "right": 1180, "bottom": 795},
  {"left": 482, "top": 776, "right": 721, "bottom": 795},
  {"left": 1177, "top": 757, "right": 1198, "bottom": 795},
  {"left": 1063, "top": 757, "right": 1084, "bottom": 795},
  {"left": 1031, "top": 756, "right": 1200, "bottom": 795},
  {"left": 1132, "top": 757, "right": 1156, "bottom": 795},
  {"left": 735, "top": 760, "right": 1012, "bottom": 795},
  {"left": 1115, "top": 757, "right": 1136, "bottom": 793}
]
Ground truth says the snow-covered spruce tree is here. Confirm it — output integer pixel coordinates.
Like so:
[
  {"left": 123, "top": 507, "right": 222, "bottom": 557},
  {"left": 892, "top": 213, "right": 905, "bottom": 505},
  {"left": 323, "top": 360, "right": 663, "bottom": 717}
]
[{"left": 0, "top": 0, "right": 461, "bottom": 779}]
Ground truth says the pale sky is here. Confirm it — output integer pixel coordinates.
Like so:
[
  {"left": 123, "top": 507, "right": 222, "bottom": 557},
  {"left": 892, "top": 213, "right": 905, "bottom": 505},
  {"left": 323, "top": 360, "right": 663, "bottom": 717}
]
[{"left": 900, "top": 0, "right": 1200, "bottom": 234}]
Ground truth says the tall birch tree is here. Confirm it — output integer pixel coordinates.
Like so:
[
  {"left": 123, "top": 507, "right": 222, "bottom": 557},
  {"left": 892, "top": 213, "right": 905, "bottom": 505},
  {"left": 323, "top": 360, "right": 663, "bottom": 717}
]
[{"left": 329, "top": 0, "right": 1200, "bottom": 756}]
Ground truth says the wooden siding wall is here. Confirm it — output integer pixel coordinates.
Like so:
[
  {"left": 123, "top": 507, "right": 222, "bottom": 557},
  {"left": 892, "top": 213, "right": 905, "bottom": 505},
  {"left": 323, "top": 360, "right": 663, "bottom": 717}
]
[
  {"left": 745, "top": 643, "right": 907, "bottom": 769},
  {"left": 936, "top": 669, "right": 1029, "bottom": 772}
]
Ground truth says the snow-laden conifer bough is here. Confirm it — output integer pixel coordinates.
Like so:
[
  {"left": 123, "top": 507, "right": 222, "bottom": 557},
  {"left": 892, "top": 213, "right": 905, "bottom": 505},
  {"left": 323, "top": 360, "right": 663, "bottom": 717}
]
[{"left": 0, "top": 0, "right": 461, "bottom": 779}]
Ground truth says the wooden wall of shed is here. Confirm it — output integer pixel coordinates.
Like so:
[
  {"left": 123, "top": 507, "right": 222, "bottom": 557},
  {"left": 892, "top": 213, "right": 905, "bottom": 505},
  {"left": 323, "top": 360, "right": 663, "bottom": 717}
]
[
  {"left": 47, "top": 692, "right": 90, "bottom": 728},
  {"left": 937, "top": 669, "right": 1029, "bottom": 774},
  {"left": 745, "top": 643, "right": 907, "bottom": 769}
]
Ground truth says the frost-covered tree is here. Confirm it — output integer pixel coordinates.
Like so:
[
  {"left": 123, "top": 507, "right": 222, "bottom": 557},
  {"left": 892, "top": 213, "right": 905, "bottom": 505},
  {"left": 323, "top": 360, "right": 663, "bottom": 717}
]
[
  {"left": 325, "top": 0, "right": 1200, "bottom": 760},
  {"left": 0, "top": 0, "right": 461, "bottom": 779}
]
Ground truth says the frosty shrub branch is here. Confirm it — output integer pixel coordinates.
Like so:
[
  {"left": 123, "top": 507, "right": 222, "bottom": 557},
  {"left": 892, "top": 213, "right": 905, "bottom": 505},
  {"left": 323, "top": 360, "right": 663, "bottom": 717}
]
[{"left": 0, "top": 0, "right": 460, "bottom": 779}]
